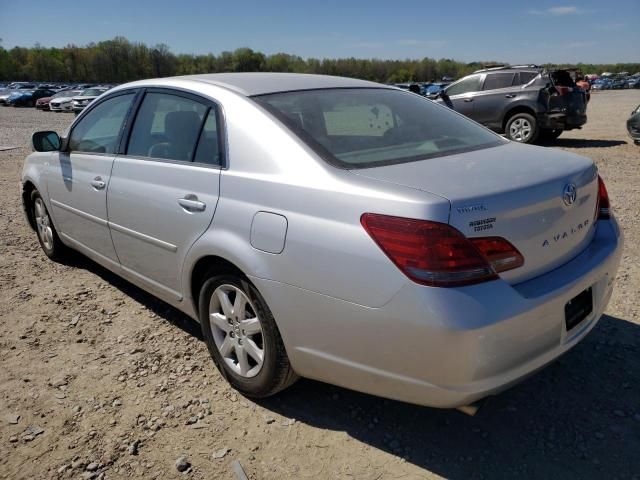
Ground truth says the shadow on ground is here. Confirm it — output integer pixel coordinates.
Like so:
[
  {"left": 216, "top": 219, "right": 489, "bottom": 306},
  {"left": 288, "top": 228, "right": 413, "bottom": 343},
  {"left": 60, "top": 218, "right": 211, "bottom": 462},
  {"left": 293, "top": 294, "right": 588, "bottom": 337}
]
[
  {"left": 66, "top": 255, "right": 640, "bottom": 479},
  {"left": 543, "top": 138, "right": 628, "bottom": 148}
]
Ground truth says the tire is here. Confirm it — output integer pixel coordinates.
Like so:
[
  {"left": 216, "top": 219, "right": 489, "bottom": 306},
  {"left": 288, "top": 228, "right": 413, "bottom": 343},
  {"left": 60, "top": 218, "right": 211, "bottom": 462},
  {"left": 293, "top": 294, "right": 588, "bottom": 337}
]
[
  {"left": 539, "top": 128, "right": 563, "bottom": 142},
  {"left": 505, "top": 112, "right": 539, "bottom": 143},
  {"left": 31, "top": 190, "right": 69, "bottom": 261},
  {"left": 199, "top": 273, "right": 297, "bottom": 398}
]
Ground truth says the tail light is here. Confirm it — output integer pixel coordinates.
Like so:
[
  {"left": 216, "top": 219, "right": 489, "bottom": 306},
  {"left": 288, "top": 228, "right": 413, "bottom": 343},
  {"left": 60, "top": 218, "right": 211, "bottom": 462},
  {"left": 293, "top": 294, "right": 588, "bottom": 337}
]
[
  {"left": 596, "top": 175, "right": 610, "bottom": 219},
  {"left": 469, "top": 237, "right": 524, "bottom": 273},
  {"left": 361, "top": 213, "right": 524, "bottom": 287}
]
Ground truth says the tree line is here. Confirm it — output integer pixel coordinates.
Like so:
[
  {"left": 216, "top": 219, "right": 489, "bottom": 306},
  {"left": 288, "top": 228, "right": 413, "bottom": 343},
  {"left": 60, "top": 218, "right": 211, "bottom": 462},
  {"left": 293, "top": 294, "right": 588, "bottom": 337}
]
[{"left": 0, "top": 37, "right": 638, "bottom": 84}]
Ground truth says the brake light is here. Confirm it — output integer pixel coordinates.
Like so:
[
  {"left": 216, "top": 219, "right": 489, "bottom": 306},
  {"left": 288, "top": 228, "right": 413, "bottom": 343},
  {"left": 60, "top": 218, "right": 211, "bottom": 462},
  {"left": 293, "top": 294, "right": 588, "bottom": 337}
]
[
  {"left": 597, "top": 175, "right": 610, "bottom": 219},
  {"left": 469, "top": 237, "right": 524, "bottom": 273},
  {"left": 361, "top": 213, "right": 524, "bottom": 287}
]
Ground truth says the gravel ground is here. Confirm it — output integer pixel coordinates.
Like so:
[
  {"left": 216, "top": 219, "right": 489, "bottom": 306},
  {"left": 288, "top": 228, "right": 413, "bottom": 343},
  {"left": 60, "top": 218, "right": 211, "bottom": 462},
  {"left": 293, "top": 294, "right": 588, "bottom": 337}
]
[{"left": 1, "top": 91, "right": 640, "bottom": 480}]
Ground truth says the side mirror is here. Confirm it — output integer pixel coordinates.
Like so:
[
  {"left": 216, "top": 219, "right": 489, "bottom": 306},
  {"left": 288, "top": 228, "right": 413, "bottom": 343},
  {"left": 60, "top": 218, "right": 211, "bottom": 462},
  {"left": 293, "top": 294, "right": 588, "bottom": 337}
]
[{"left": 32, "top": 131, "right": 61, "bottom": 152}]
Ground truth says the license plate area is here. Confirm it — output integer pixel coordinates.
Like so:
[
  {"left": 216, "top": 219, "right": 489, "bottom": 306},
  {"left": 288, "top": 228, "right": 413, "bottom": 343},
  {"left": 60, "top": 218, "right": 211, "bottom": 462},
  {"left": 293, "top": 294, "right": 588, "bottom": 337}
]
[{"left": 565, "top": 287, "right": 593, "bottom": 331}]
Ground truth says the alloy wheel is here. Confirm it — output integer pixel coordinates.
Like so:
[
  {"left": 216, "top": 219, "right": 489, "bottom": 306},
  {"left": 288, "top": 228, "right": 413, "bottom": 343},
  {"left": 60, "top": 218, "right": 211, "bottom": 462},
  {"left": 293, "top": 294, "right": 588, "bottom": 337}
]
[
  {"left": 34, "top": 198, "right": 54, "bottom": 251},
  {"left": 509, "top": 118, "right": 532, "bottom": 142},
  {"left": 208, "top": 284, "right": 264, "bottom": 378}
]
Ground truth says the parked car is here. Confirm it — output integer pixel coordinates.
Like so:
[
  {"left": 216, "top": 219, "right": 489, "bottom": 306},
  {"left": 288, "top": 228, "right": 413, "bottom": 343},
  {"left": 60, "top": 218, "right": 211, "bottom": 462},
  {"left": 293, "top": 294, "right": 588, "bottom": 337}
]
[
  {"left": 425, "top": 83, "right": 448, "bottom": 96},
  {"left": 36, "top": 89, "right": 75, "bottom": 111},
  {"left": 72, "top": 87, "right": 109, "bottom": 113},
  {"left": 610, "top": 78, "right": 627, "bottom": 89},
  {"left": 628, "top": 104, "right": 640, "bottom": 145},
  {"left": 6, "top": 89, "right": 56, "bottom": 107},
  {"left": 21, "top": 73, "right": 622, "bottom": 409},
  {"left": 49, "top": 90, "right": 82, "bottom": 112},
  {"left": 627, "top": 78, "right": 640, "bottom": 89},
  {"left": 435, "top": 66, "right": 587, "bottom": 143}
]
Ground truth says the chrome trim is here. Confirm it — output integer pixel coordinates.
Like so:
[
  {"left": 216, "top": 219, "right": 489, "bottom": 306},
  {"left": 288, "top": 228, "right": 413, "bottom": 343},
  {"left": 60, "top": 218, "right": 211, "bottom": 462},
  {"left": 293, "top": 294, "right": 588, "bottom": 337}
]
[
  {"left": 108, "top": 221, "right": 178, "bottom": 252},
  {"left": 50, "top": 199, "right": 108, "bottom": 226}
]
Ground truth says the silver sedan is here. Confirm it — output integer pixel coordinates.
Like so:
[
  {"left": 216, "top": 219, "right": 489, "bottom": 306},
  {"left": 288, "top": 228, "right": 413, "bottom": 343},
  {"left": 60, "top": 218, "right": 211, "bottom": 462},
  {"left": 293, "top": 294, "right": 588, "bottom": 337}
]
[{"left": 22, "top": 73, "right": 622, "bottom": 408}]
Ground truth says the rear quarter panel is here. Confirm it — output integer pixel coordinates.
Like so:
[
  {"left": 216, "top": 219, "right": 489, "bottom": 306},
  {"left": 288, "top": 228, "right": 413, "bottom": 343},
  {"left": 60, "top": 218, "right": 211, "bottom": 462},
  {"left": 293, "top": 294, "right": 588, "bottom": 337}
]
[{"left": 179, "top": 85, "right": 451, "bottom": 313}]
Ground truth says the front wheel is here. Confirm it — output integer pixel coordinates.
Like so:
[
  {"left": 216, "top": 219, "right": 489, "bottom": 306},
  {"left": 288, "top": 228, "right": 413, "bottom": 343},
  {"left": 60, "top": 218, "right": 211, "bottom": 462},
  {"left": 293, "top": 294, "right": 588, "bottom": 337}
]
[
  {"left": 199, "top": 274, "right": 297, "bottom": 397},
  {"left": 505, "top": 113, "right": 539, "bottom": 143}
]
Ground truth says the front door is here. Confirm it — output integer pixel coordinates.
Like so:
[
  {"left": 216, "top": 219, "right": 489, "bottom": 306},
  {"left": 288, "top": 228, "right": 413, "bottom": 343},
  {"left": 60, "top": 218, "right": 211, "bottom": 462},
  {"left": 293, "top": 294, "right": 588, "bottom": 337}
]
[
  {"left": 107, "top": 89, "right": 223, "bottom": 301},
  {"left": 46, "top": 92, "right": 136, "bottom": 264},
  {"left": 442, "top": 74, "right": 484, "bottom": 119}
]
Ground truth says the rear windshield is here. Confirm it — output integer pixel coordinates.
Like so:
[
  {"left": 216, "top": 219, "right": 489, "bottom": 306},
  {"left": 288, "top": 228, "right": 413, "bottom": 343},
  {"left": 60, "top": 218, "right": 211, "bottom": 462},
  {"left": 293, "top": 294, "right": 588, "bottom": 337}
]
[{"left": 254, "top": 88, "right": 504, "bottom": 169}]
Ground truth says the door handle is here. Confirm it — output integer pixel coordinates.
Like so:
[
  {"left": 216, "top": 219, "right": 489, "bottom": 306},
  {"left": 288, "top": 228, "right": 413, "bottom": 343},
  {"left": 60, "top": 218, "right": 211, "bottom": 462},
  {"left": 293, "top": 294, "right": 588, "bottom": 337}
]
[
  {"left": 178, "top": 195, "right": 206, "bottom": 212},
  {"left": 463, "top": 98, "right": 474, "bottom": 102},
  {"left": 505, "top": 94, "right": 516, "bottom": 98},
  {"left": 91, "top": 177, "right": 106, "bottom": 190}
]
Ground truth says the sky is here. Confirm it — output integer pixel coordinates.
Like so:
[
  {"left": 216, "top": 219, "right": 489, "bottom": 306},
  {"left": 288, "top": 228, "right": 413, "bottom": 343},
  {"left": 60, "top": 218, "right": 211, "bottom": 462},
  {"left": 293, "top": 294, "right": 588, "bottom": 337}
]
[{"left": 1, "top": 0, "right": 638, "bottom": 64}]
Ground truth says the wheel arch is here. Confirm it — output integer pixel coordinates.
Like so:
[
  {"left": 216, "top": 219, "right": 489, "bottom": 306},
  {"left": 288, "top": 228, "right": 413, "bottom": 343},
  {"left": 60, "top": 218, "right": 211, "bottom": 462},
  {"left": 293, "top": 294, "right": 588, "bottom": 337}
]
[
  {"left": 501, "top": 104, "right": 537, "bottom": 132},
  {"left": 190, "top": 255, "right": 246, "bottom": 318},
  {"left": 21, "top": 179, "right": 38, "bottom": 231}
]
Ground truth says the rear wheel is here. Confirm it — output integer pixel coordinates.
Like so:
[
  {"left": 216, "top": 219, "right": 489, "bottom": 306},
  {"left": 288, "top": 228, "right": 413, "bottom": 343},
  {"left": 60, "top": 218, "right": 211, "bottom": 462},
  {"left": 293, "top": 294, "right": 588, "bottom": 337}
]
[
  {"left": 199, "top": 274, "right": 297, "bottom": 397},
  {"left": 505, "top": 113, "right": 538, "bottom": 143},
  {"left": 31, "top": 190, "right": 68, "bottom": 261}
]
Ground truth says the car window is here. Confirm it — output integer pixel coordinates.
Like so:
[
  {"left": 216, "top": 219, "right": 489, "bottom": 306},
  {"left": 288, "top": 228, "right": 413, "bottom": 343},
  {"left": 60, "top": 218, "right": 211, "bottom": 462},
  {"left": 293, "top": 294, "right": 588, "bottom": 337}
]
[
  {"left": 445, "top": 75, "right": 482, "bottom": 96},
  {"left": 127, "top": 92, "right": 207, "bottom": 162},
  {"left": 68, "top": 93, "right": 135, "bottom": 154},
  {"left": 193, "top": 108, "right": 222, "bottom": 165},
  {"left": 483, "top": 73, "right": 515, "bottom": 91},
  {"left": 515, "top": 71, "right": 538, "bottom": 85},
  {"left": 255, "top": 88, "right": 504, "bottom": 169}
]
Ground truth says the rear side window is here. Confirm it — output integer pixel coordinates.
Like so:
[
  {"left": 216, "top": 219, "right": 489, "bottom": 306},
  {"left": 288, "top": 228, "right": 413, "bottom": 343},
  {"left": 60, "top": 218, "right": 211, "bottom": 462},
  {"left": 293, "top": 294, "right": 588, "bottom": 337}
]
[
  {"left": 515, "top": 71, "right": 538, "bottom": 85},
  {"left": 193, "top": 108, "right": 222, "bottom": 165},
  {"left": 255, "top": 88, "right": 504, "bottom": 169},
  {"left": 127, "top": 92, "right": 207, "bottom": 162},
  {"left": 68, "top": 93, "right": 135, "bottom": 154},
  {"left": 483, "top": 73, "right": 515, "bottom": 90},
  {"left": 445, "top": 75, "right": 482, "bottom": 96}
]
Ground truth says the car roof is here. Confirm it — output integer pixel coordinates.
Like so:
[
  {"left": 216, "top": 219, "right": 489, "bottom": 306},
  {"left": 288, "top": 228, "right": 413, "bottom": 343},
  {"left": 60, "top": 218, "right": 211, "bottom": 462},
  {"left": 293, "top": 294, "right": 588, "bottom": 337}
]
[{"left": 146, "top": 73, "right": 389, "bottom": 96}]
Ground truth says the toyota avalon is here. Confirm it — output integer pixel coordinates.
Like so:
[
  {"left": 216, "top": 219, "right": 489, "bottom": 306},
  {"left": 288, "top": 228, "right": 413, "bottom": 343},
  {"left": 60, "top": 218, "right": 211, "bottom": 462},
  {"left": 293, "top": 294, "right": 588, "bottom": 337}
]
[{"left": 21, "top": 73, "right": 622, "bottom": 408}]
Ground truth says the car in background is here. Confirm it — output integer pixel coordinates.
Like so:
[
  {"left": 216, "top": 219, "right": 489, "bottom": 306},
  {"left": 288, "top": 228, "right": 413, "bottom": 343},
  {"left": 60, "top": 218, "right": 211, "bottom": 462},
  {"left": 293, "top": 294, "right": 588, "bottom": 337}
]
[
  {"left": 36, "top": 89, "right": 76, "bottom": 111},
  {"left": 72, "top": 87, "right": 109, "bottom": 113},
  {"left": 628, "top": 104, "right": 640, "bottom": 145},
  {"left": 610, "top": 78, "right": 627, "bottom": 89},
  {"left": 435, "top": 65, "right": 587, "bottom": 143},
  {"left": 6, "top": 89, "right": 57, "bottom": 107},
  {"left": 627, "top": 78, "right": 640, "bottom": 89},
  {"left": 50, "top": 90, "right": 83, "bottom": 112},
  {"left": 6, "top": 82, "right": 36, "bottom": 90},
  {"left": 592, "top": 79, "right": 611, "bottom": 90},
  {"left": 21, "top": 73, "right": 622, "bottom": 409},
  {"left": 425, "top": 83, "right": 449, "bottom": 96}
]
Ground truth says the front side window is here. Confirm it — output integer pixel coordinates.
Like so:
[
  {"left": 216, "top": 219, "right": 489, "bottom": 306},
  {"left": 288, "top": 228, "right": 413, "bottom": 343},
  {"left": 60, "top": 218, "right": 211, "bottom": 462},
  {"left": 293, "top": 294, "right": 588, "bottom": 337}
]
[
  {"left": 255, "top": 88, "right": 504, "bottom": 169},
  {"left": 68, "top": 93, "right": 135, "bottom": 154},
  {"left": 445, "top": 75, "right": 482, "bottom": 96},
  {"left": 483, "top": 73, "right": 516, "bottom": 91},
  {"left": 127, "top": 92, "right": 207, "bottom": 162}
]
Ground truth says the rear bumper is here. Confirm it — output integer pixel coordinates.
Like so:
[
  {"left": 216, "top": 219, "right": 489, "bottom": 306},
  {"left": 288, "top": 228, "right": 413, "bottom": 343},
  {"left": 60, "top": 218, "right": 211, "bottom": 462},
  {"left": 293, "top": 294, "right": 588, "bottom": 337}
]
[
  {"left": 539, "top": 112, "right": 587, "bottom": 131},
  {"left": 254, "top": 217, "right": 622, "bottom": 408}
]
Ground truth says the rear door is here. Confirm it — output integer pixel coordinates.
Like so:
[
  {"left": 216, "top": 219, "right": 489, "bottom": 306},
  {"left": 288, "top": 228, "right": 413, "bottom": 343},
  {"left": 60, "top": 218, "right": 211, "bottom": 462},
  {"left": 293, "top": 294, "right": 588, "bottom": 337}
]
[
  {"left": 106, "top": 88, "right": 223, "bottom": 301},
  {"left": 472, "top": 72, "right": 517, "bottom": 128},
  {"left": 442, "top": 74, "right": 483, "bottom": 118},
  {"left": 46, "top": 91, "right": 136, "bottom": 265}
]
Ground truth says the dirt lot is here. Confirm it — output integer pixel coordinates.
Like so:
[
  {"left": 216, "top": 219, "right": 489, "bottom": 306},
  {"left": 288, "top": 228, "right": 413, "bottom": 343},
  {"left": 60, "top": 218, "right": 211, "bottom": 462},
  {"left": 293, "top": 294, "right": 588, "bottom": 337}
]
[{"left": 1, "top": 91, "right": 640, "bottom": 480}]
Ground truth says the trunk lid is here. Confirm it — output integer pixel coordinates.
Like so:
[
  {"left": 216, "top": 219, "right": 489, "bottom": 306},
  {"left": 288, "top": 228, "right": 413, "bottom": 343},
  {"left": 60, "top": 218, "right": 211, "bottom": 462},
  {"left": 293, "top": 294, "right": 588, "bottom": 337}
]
[{"left": 351, "top": 142, "right": 599, "bottom": 284}]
